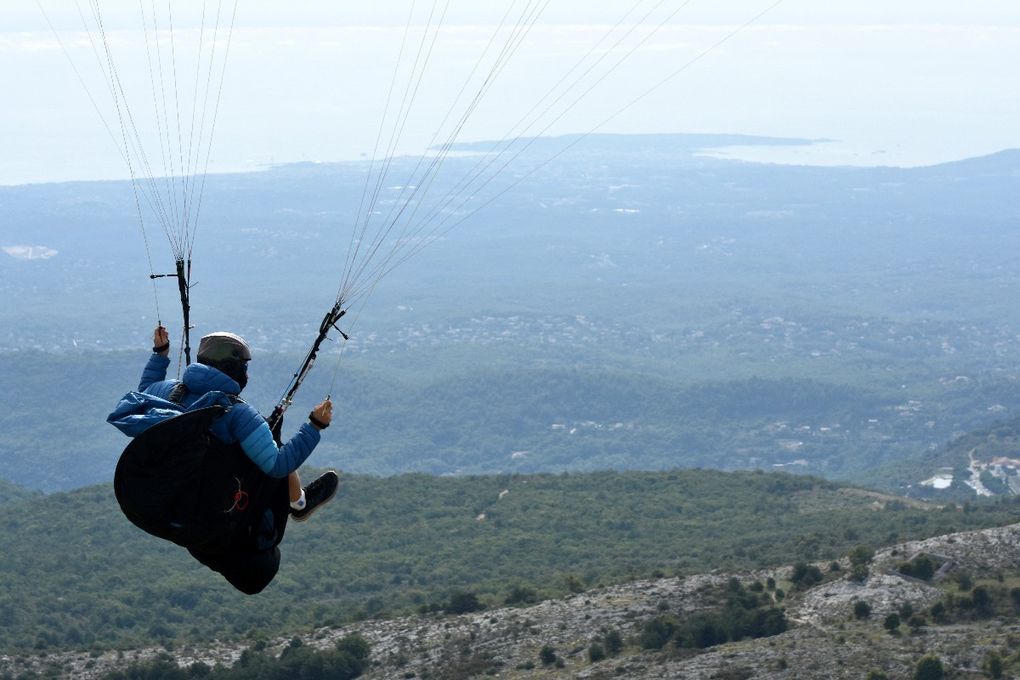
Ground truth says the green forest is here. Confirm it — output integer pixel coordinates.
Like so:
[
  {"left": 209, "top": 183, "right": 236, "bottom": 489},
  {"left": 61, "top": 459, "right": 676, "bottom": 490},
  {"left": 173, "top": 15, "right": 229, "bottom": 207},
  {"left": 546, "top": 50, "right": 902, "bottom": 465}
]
[
  {"left": 4, "top": 347, "right": 1020, "bottom": 496},
  {"left": 1, "top": 469, "right": 1018, "bottom": 655}
]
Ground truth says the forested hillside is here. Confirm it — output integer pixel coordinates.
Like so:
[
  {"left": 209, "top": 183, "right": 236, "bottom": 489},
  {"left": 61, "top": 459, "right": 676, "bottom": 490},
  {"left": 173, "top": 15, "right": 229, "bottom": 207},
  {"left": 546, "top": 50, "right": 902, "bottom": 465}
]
[
  {"left": 0, "top": 478, "right": 37, "bottom": 506},
  {"left": 1, "top": 469, "right": 1018, "bottom": 655},
  {"left": 6, "top": 349, "right": 1020, "bottom": 493}
]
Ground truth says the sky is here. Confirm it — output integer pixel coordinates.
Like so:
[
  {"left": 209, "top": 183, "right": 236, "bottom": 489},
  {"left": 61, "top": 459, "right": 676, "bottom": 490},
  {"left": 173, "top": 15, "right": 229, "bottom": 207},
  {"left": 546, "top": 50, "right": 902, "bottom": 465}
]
[{"left": 1, "top": 0, "right": 1018, "bottom": 185}]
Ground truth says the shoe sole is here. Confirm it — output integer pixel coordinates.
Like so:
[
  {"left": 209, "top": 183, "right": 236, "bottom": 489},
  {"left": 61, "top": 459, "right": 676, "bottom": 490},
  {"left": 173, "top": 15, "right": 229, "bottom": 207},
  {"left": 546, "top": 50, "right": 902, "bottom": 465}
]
[{"left": 291, "top": 472, "right": 340, "bottom": 522}]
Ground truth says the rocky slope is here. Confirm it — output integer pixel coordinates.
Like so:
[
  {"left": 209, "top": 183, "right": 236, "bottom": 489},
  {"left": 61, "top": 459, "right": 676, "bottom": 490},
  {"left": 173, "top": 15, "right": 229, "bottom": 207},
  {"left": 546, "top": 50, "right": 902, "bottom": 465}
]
[{"left": 6, "top": 522, "right": 1020, "bottom": 679}]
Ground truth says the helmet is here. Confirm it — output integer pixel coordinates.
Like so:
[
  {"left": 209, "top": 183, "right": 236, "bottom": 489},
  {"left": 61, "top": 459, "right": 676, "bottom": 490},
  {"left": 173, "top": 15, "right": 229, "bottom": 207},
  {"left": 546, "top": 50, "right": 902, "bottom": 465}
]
[
  {"left": 197, "top": 332, "right": 251, "bottom": 364},
  {"left": 196, "top": 332, "right": 251, "bottom": 390}
]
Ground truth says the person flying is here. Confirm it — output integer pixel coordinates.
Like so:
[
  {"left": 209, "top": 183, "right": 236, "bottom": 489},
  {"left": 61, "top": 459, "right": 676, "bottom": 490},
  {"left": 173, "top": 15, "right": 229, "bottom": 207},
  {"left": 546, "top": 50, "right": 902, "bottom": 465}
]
[{"left": 108, "top": 326, "right": 340, "bottom": 594}]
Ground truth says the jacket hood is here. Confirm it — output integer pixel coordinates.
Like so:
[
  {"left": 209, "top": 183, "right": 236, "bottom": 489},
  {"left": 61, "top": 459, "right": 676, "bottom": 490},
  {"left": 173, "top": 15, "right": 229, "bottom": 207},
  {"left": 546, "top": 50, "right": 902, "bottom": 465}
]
[{"left": 183, "top": 362, "right": 242, "bottom": 396}]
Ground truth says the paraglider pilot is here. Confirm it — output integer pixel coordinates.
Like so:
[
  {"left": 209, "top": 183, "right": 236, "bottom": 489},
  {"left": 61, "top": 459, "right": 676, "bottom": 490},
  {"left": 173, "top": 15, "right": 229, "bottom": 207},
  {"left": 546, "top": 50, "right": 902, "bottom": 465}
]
[{"left": 108, "top": 326, "right": 339, "bottom": 594}]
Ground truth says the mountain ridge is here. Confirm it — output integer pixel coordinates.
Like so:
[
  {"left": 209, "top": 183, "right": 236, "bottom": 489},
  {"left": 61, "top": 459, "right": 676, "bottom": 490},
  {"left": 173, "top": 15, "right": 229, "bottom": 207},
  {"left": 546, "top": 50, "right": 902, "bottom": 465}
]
[{"left": 9, "top": 520, "right": 1020, "bottom": 679}]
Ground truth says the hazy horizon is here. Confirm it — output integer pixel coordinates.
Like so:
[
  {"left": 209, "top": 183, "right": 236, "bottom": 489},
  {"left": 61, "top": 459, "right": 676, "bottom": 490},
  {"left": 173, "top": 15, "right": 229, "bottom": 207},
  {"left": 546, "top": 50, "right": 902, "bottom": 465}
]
[{"left": 1, "top": 1, "right": 1018, "bottom": 186}]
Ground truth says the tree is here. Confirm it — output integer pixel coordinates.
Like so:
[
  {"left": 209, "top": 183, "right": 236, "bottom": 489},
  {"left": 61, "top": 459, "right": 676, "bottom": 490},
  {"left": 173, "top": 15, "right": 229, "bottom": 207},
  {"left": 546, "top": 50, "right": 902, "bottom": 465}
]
[
  {"left": 898, "top": 555, "right": 935, "bottom": 580},
  {"left": 985, "top": 651, "right": 1004, "bottom": 679},
  {"left": 849, "top": 564, "right": 870, "bottom": 583},
  {"left": 446, "top": 591, "right": 484, "bottom": 615},
  {"left": 504, "top": 585, "right": 538, "bottom": 606},
  {"left": 603, "top": 629, "right": 624, "bottom": 656},
  {"left": 849, "top": 545, "right": 875, "bottom": 567},
  {"left": 971, "top": 586, "right": 993, "bottom": 617},
  {"left": 913, "top": 655, "right": 944, "bottom": 680},
  {"left": 790, "top": 563, "right": 823, "bottom": 589},
  {"left": 640, "top": 615, "right": 679, "bottom": 650},
  {"left": 853, "top": 600, "right": 872, "bottom": 620},
  {"left": 1010, "top": 587, "right": 1020, "bottom": 612}
]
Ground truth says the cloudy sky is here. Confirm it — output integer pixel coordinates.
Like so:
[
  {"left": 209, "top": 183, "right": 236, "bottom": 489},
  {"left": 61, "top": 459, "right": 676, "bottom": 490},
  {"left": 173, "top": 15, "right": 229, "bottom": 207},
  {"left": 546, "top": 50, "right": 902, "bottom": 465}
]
[{"left": 1, "top": 0, "right": 1018, "bottom": 185}]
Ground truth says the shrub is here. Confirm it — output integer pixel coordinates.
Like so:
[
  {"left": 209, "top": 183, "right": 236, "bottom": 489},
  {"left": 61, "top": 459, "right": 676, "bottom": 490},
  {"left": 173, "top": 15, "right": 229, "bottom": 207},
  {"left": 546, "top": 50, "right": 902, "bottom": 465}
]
[
  {"left": 639, "top": 615, "right": 679, "bottom": 650},
  {"left": 985, "top": 651, "right": 1004, "bottom": 679},
  {"left": 849, "top": 564, "right": 870, "bottom": 583},
  {"left": 446, "top": 592, "right": 484, "bottom": 615},
  {"left": 971, "top": 586, "right": 994, "bottom": 617},
  {"left": 898, "top": 555, "right": 936, "bottom": 580},
  {"left": 1010, "top": 587, "right": 1020, "bottom": 611},
  {"left": 504, "top": 585, "right": 538, "bottom": 606},
  {"left": 790, "top": 563, "right": 824, "bottom": 589},
  {"left": 913, "top": 655, "right": 944, "bottom": 680},
  {"left": 849, "top": 545, "right": 875, "bottom": 567},
  {"left": 603, "top": 629, "right": 624, "bottom": 656},
  {"left": 853, "top": 600, "right": 872, "bottom": 620}
]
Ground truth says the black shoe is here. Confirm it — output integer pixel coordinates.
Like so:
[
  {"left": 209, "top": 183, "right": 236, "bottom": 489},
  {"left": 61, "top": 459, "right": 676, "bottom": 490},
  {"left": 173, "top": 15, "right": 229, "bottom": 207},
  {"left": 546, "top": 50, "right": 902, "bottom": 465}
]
[{"left": 290, "top": 471, "right": 339, "bottom": 522}]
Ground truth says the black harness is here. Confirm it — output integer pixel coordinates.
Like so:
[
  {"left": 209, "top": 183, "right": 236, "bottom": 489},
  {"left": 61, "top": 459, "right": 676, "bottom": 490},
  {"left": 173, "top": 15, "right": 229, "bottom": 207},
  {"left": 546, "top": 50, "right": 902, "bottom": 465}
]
[{"left": 113, "top": 383, "right": 289, "bottom": 554}]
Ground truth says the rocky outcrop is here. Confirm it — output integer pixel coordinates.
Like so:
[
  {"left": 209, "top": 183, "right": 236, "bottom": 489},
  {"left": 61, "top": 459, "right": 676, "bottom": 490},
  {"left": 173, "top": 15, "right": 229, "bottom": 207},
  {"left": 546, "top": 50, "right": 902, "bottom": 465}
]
[{"left": 7, "top": 522, "right": 1020, "bottom": 679}]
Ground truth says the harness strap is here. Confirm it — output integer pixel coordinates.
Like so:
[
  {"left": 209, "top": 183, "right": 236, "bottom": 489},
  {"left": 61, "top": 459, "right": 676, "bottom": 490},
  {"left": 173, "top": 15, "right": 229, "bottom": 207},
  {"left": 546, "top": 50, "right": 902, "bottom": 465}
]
[{"left": 168, "top": 381, "right": 189, "bottom": 405}]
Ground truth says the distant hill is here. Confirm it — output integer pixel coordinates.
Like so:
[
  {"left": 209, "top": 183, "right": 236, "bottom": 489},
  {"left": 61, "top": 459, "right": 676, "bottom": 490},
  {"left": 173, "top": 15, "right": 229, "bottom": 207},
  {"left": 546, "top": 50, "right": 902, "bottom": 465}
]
[
  {"left": 0, "top": 478, "right": 38, "bottom": 506},
  {"left": 4, "top": 133, "right": 1020, "bottom": 496},
  {"left": 7, "top": 348, "right": 1020, "bottom": 493}
]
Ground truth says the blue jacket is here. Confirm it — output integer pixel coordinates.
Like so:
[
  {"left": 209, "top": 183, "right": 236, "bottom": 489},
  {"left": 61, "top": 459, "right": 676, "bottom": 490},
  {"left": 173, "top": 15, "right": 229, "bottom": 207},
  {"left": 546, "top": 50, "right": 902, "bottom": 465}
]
[{"left": 108, "top": 353, "right": 321, "bottom": 479}]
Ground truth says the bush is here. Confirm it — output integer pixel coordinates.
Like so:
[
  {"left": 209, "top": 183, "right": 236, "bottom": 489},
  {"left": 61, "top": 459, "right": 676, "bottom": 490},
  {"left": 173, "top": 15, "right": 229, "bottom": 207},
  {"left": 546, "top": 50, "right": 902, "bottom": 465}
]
[
  {"left": 603, "top": 629, "right": 624, "bottom": 656},
  {"left": 849, "top": 545, "right": 875, "bottom": 567},
  {"left": 446, "top": 592, "right": 484, "bottom": 615},
  {"left": 504, "top": 585, "right": 538, "bottom": 606},
  {"left": 1009, "top": 587, "right": 1020, "bottom": 611},
  {"left": 639, "top": 615, "right": 679, "bottom": 650},
  {"left": 588, "top": 642, "right": 606, "bottom": 663},
  {"left": 849, "top": 564, "right": 870, "bottom": 583},
  {"left": 971, "top": 586, "right": 993, "bottom": 617},
  {"left": 913, "top": 655, "right": 944, "bottom": 680},
  {"left": 790, "top": 563, "right": 824, "bottom": 589},
  {"left": 985, "top": 651, "right": 1004, "bottom": 679},
  {"left": 883, "top": 613, "right": 900, "bottom": 634},
  {"left": 539, "top": 645, "right": 557, "bottom": 665},
  {"left": 853, "top": 600, "right": 871, "bottom": 620},
  {"left": 898, "top": 555, "right": 936, "bottom": 580}
]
